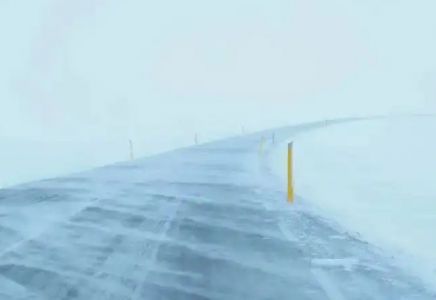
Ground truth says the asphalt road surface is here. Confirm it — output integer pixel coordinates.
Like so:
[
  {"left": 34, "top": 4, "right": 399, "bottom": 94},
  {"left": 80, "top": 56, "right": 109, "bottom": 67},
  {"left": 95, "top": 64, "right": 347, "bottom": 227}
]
[{"left": 0, "top": 121, "right": 434, "bottom": 299}]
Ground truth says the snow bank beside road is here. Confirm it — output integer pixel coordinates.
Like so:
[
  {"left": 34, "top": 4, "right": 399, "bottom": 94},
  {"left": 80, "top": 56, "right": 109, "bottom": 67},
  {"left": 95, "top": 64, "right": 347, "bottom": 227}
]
[{"left": 271, "top": 117, "right": 436, "bottom": 290}]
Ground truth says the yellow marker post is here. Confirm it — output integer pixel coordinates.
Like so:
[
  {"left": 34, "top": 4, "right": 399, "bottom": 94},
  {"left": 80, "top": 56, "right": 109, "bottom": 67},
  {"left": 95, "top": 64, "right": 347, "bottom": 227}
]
[
  {"left": 129, "top": 139, "right": 134, "bottom": 161},
  {"left": 259, "top": 136, "right": 265, "bottom": 155},
  {"left": 287, "top": 142, "right": 294, "bottom": 203},
  {"left": 195, "top": 133, "right": 198, "bottom": 145}
]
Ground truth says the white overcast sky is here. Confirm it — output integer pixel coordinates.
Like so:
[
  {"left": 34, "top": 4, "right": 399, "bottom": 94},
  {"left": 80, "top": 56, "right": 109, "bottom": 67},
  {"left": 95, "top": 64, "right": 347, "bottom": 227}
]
[{"left": 1, "top": 0, "right": 435, "bottom": 140}]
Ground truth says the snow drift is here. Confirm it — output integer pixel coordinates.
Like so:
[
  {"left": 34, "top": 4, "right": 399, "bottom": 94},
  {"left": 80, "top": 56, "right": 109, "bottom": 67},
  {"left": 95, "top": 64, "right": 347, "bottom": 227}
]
[{"left": 271, "top": 117, "right": 436, "bottom": 290}]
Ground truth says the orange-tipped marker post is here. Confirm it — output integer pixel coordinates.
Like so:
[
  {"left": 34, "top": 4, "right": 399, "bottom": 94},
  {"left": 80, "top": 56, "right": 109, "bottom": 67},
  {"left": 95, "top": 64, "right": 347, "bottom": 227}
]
[
  {"left": 287, "top": 142, "right": 294, "bottom": 203},
  {"left": 259, "top": 136, "right": 265, "bottom": 155}
]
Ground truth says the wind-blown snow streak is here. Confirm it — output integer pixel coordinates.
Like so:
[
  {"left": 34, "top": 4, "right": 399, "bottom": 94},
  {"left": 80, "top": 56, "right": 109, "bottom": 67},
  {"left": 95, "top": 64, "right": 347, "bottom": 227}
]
[{"left": 0, "top": 120, "right": 433, "bottom": 299}]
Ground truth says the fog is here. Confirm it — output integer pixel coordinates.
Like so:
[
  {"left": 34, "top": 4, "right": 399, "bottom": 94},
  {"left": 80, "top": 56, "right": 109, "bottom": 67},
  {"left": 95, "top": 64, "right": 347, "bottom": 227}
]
[{"left": 1, "top": 0, "right": 435, "bottom": 140}]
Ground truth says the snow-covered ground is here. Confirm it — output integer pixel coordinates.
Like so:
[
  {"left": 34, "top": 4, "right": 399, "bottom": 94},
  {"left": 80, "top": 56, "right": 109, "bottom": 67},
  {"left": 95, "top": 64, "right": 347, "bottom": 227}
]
[
  {"left": 2, "top": 0, "right": 436, "bottom": 189},
  {"left": 1, "top": 122, "right": 434, "bottom": 299},
  {"left": 270, "top": 117, "right": 436, "bottom": 291},
  {"left": 1, "top": 1, "right": 436, "bottom": 297},
  {"left": 0, "top": 127, "right": 241, "bottom": 189}
]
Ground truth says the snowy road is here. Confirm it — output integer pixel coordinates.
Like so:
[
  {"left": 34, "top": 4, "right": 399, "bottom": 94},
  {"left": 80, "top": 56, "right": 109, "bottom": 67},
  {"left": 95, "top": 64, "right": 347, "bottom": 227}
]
[{"left": 0, "top": 120, "right": 434, "bottom": 299}]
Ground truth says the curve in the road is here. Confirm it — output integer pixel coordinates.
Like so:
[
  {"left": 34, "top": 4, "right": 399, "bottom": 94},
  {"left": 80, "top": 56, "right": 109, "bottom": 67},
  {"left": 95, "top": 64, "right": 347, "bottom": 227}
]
[{"left": 0, "top": 117, "right": 434, "bottom": 300}]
